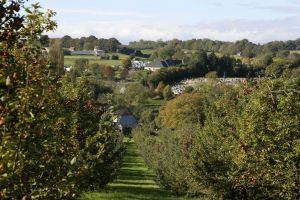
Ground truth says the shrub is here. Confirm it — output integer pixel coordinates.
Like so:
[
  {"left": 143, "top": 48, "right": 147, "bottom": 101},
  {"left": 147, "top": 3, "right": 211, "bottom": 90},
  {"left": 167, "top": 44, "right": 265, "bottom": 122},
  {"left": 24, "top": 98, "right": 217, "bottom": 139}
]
[
  {"left": 111, "top": 54, "right": 119, "bottom": 60},
  {"left": 163, "top": 85, "right": 173, "bottom": 100},
  {"left": 194, "top": 79, "right": 300, "bottom": 199},
  {"left": 158, "top": 92, "right": 204, "bottom": 129},
  {"left": 135, "top": 79, "right": 300, "bottom": 199},
  {"left": 0, "top": 3, "right": 124, "bottom": 199}
]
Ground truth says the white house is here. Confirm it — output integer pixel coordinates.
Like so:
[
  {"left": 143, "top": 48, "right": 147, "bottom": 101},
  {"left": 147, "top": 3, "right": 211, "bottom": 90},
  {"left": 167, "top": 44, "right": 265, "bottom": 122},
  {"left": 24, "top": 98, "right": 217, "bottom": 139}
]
[
  {"left": 69, "top": 46, "right": 106, "bottom": 56},
  {"left": 131, "top": 61, "right": 151, "bottom": 70}
]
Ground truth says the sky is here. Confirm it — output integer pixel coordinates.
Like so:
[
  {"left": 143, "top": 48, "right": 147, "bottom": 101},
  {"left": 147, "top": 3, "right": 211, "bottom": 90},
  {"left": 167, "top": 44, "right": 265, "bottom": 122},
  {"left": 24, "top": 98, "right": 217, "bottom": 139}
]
[{"left": 27, "top": 0, "right": 300, "bottom": 44}]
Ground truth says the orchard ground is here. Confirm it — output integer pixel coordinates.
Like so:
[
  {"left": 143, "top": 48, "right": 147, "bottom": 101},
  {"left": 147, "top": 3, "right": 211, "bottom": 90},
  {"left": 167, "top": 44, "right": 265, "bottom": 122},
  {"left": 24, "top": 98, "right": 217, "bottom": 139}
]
[{"left": 81, "top": 139, "right": 203, "bottom": 200}]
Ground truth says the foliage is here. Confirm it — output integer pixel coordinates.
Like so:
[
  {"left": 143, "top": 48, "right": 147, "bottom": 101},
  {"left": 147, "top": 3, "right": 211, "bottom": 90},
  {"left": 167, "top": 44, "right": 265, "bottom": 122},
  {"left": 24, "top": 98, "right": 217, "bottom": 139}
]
[
  {"left": 61, "top": 35, "right": 121, "bottom": 51},
  {"left": 155, "top": 81, "right": 165, "bottom": 95},
  {"left": 39, "top": 35, "right": 50, "bottom": 47},
  {"left": 58, "top": 77, "right": 124, "bottom": 193},
  {"left": 205, "top": 71, "right": 218, "bottom": 79},
  {"left": 48, "top": 38, "right": 64, "bottom": 75},
  {"left": 183, "top": 86, "right": 194, "bottom": 93},
  {"left": 134, "top": 79, "right": 300, "bottom": 199},
  {"left": 103, "top": 65, "right": 115, "bottom": 79},
  {"left": 132, "top": 38, "right": 300, "bottom": 59},
  {"left": 265, "top": 62, "right": 288, "bottom": 78},
  {"left": 111, "top": 54, "right": 119, "bottom": 60},
  {"left": 158, "top": 93, "right": 204, "bottom": 129},
  {"left": 114, "top": 82, "right": 149, "bottom": 110},
  {"left": 0, "top": 2, "right": 123, "bottom": 199},
  {"left": 90, "top": 63, "right": 104, "bottom": 78},
  {"left": 133, "top": 125, "right": 204, "bottom": 196},
  {"left": 122, "top": 57, "right": 132, "bottom": 69},
  {"left": 118, "top": 46, "right": 150, "bottom": 58},
  {"left": 163, "top": 85, "right": 173, "bottom": 100},
  {"left": 147, "top": 52, "right": 246, "bottom": 87}
]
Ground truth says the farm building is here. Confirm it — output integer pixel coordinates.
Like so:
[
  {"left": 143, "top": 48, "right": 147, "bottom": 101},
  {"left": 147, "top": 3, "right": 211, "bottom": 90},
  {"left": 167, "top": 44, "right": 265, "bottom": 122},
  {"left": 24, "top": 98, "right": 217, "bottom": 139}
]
[
  {"left": 69, "top": 46, "right": 106, "bottom": 56},
  {"left": 145, "top": 59, "right": 183, "bottom": 71},
  {"left": 113, "top": 109, "right": 138, "bottom": 135},
  {"left": 131, "top": 61, "right": 151, "bottom": 70}
]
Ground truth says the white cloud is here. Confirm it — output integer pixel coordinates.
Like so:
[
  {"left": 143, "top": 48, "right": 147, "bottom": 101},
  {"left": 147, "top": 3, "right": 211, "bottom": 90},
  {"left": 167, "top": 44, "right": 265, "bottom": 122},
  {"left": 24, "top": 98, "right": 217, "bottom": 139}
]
[
  {"left": 52, "top": 8, "right": 152, "bottom": 18},
  {"left": 47, "top": 16, "right": 300, "bottom": 44}
]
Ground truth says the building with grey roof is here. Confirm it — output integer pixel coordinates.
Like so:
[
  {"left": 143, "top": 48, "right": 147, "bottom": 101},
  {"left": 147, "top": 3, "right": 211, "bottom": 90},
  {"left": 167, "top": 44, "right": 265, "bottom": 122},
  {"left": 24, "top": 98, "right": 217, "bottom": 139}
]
[{"left": 145, "top": 59, "right": 183, "bottom": 71}]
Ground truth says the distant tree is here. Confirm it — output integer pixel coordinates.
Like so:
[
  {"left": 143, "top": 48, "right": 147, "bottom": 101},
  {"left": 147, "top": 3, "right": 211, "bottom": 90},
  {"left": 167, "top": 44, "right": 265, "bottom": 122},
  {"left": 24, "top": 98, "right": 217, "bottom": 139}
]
[
  {"left": 111, "top": 54, "right": 119, "bottom": 60},
  {"left": 48, "top": 39, "right": 64, "bottom": 75},
  {"left": 158, "top": 92, "right": 204, "bottom": 129},
  {"left": 108, "top": 38, "right": 121, "bottom": 52},
  {"left": 183, "top": 86, "right": 194, "bottom": 93},
  {"left": 261, "top": 54, "right": 273, "bottom": 66},
  {"left": 61, "top": 35, "right": 72, "bottom": 48},
  {"left": 67, "top": 58, "right": 90, "bottom": 81},
  {"left": 242, "top": 44, "right": 256, "bottom": 58},
  {"left": 290, "top": 53, "right": 300, "bottom": 67},
  {"left": 122, "top": 57, "right": 132, "bottom": 70},
  {"left": 265, "top": 62, "right": 287, "bottom": 78},
  {"left": 189, "top": 51, "right": 209, "bottom": 75},
  {"left": 205, "top": 71, "right": 218, "bottom": 79},
  {"left": 114, "top": 82, "right": 149, "bottom": 108},
  {"left": 103, "top": 65, "right": 114, "bottom": 79},
  {"left": 120, "top": 68, "right": 128, "bottom": 80},
  {"left": 40, "top": 35, "right": 50, "bottom": 47},
  {"left": 90, "top": 63, "right": 104, "bottom": 78},
  {"left": 172, "top": 46, "right": 185, "bottom": 60},
  {"left": 163, "top": 85, "right": 173, "bottom": 100},
  {"left": 155, "top": 81, "right": 166, "bottom": 95},
  {"left": 84, "top": 35, "right": 98, "bottom": 50},
  {"left": 276, "top": 50, "right": 290, "bottom": 58}
]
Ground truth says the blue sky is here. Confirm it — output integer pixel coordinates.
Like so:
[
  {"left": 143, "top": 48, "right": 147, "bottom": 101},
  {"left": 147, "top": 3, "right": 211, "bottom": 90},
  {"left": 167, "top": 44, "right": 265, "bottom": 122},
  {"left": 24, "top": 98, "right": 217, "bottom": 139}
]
[{"left": 27, "top": 0, "right": 300, "bottom": 44}]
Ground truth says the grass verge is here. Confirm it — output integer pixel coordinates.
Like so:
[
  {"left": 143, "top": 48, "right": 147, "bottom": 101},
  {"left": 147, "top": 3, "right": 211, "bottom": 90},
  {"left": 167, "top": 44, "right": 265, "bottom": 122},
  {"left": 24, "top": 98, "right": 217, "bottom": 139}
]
[{"left": 80, "top": 139, "right": 200, "bottom": 200}]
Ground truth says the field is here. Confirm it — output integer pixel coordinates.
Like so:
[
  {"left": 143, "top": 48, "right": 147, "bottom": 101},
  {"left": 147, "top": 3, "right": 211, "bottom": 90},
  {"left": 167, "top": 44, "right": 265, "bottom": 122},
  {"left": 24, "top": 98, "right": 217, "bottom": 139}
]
[
  {"left": 64, "top": 53, "right": 130, "bottom": 66},
  {"left": 141, "top": 49, "right": 154, "bottom": 55},
  {"left": 290, "top": 50, "right": 300, "bottom": 54},
  {"left": 81, "top": 139, "right": 199, "bottom": 200},
  {"left": 64, "top": 52, "right": 152, "bottom": 66}
]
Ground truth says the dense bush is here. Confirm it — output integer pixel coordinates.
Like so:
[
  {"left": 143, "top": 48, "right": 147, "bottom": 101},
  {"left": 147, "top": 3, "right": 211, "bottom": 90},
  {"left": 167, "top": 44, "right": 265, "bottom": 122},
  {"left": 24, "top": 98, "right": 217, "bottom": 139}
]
[
  {"left": 111, "top": 54, "right": 119, "bottom": 60},
  {"left": 158, "top": 92, "right": 204, "bottom": 129},
  {"left": 0, "top": 2, "right": 123, "bottom": 199},
  {"left": 134, "top": 125, "right": 204, "bottom": 196},
  {"left": 59, "top": 77, "right": 124, "bottom": 192},
  {"left": 134, "top": 78, "right": 300, "bottom": 199}
]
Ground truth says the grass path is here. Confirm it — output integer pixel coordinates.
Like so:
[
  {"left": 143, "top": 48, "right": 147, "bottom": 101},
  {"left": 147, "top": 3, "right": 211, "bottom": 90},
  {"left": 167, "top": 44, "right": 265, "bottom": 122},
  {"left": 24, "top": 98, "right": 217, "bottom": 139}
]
[{"left": 81, "top": 139, "right": 195, "bottom": 200}]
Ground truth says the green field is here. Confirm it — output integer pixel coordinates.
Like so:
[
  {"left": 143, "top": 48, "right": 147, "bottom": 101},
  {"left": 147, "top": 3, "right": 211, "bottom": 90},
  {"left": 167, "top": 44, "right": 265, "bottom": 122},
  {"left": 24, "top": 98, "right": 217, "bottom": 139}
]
[
  {"left": 65, "top": 52, "right": 151, "bottom": 66},
  {"left": 81, "top": 139, "right": 198, "bottom": 200},
  {"left": 141, "top": 49, "right": 154, "bottom": 55},
  {"left": 290, "top": 50, "right": 300, "bottom": 54},
  {"left": 64, "top": 53, "right": 131, "bottom": 66}
]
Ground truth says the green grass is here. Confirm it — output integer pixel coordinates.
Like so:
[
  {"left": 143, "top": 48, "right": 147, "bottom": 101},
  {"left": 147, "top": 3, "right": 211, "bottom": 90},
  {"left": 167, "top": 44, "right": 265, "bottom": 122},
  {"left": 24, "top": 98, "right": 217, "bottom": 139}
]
[
  {"left": 64, "top": 55, "right": 122, "bottom": 66},
  {"left": 81, "top": 140, "right": 198, "bottom": 200},
  {"left": 290, "top": 50, "right": 300, "bottom": 54},
  {"left": 64, "top": 53, "right": 150, "bottom": 66},
  {"left": 64, "top": 53, "right": 131, "bottom": 66},
  {"left": 141, "top": 49, "right": 154, "bottom": 55},
  {"left": 144, "top": 98, "right": 164, "bottom": 107}
]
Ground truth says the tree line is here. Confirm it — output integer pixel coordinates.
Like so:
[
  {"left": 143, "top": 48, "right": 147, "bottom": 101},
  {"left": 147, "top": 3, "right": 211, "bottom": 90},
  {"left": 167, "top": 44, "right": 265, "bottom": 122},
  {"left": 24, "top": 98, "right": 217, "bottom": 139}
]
[
  {"left": 40, "top": 34, "right": 122, "bottom": 51},
  {"left": 129, "top": 38, "right": 300, "bottom": 58}
]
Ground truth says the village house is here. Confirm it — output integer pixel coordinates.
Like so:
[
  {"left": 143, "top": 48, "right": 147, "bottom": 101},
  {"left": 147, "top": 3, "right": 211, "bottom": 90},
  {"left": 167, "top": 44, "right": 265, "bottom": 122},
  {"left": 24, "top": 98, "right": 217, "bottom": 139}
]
[
  {"left": 131, "top": 60, "right": 151, "bottom": 70},
  {"left": 113, "top": 109, "right": 137, "bottom": 135},
  {"left": 94, "top": 46, "right": 106, "bottom": 56},
  {"left": 69, "top": 46, "right": 106, "bottom": 56},
  {"left": 145, "top": 59, "right": 183, "bottom": 71}
]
